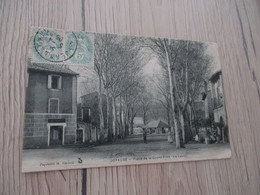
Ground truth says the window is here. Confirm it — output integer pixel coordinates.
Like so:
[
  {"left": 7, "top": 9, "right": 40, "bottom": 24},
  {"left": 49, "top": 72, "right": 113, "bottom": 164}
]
[
  {"left": 49, "top": 98, "right": 59, "bottom": 113},
  {"left": 48, "top": 75, "right": 62, "bottom": 89},
  {"left": 26, "top": 72, "right": 29, "bottom": 87},
  {"left": 82, "top": 107, "right": 91, "bottom": 123},
  {"left": 216, "top": 80, "right": 223, "bottom": 104}
]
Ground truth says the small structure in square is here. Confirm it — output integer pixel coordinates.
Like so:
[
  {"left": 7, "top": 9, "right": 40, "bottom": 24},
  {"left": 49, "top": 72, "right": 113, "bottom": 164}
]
[
  {"left": 23, "top": 63, "right": 78, "bottom": 148},
  {"left": 144, "top": 120, "right": 169, "bottom": 134}
]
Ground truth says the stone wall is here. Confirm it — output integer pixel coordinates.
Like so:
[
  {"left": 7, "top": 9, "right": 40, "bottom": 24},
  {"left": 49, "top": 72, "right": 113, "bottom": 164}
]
[
  {"left": 77, "top": 122, "right": 101, "bottom": 143},
  {"left": 25, "top": 72, "right": 75, "bottom": 113},
  {"left": 23, "top": 113, "right": 76, "bottom": 149}
]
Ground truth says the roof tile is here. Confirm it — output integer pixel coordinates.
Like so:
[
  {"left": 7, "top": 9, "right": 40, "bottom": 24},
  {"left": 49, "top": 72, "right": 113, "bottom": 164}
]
[{"left": 28, "top": 63, "right": 79, "bottom": 75}]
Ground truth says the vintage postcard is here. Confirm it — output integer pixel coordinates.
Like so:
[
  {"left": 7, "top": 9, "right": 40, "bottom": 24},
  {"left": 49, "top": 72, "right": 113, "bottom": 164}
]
[{"left": 22, "top": 27, "right": 231, "bottom": 172}]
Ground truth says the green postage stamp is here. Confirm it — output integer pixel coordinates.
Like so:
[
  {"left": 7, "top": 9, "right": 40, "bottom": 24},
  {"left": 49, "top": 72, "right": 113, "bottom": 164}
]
[{"left": 30, "top": 27, "right": 94, "bottom": 65}]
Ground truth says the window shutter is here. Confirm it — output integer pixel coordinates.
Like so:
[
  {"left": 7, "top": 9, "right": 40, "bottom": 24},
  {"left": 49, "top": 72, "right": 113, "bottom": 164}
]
[
  {"left": 81, "top": 108, "right": 84, "bottom": 121},
  {"left": 26, "top": 73, "right": 29, "bottom": 87},
  {"left": 48, "top": 75, "right": 51, "bottom": 89},
  {"left": 58, "top": 76, "right": 62, "bottom": 89}
]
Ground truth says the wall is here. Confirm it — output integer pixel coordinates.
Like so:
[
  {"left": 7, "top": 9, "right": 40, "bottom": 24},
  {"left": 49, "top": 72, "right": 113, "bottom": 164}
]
[
  {"left": 25, "top": 71, "right": 74, "bottom": 113},
  {"left": 81, "top": 92, "right": 108, "bottom": 127},
  {"left": 23, "top": 113, "right": 77, "bottom": 148},
  {"left": 213, "top": 107, "right": 227, "bottom": 125},
  {"left": 1, "top": 0, "right": 260, "bottom": 195}
]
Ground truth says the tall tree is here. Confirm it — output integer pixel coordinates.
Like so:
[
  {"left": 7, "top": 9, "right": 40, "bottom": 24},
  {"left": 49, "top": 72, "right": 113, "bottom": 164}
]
[
  {"left": 94, "top": 36, "right": 106, "bottom": 142},
  {"left": 142, "top": 38, "right": 182, "bottom": 148},
  {"left": 139, "top": 91, "right": 152, "bottom": 125},
  {"left": 151, "top": 70, "right": 171, "bottom": 126},
  {"left": 143, "top": 38, "right": 212, "bottom": 147},
  {"left": 95, "top": 34, "right": 143, "bottom": 140},
  {"left": 94, "top": 33, "right": 120, "bottom": 140},
  {"left": 174, "top": 41, "right": 212, "bottom": 143}
]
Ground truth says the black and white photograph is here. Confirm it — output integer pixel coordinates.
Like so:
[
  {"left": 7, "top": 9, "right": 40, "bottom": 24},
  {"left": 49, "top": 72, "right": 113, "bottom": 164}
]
[{"left": 22, "top": 27, "right": 231, "bottom": 172}]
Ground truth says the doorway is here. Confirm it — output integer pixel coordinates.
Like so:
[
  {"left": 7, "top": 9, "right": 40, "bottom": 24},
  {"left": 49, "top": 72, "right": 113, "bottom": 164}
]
[
  {"left": 76, "top": 129, "right": 84, "bottom": 144},
  {"left": 50, "top": 126, "right": 63, "bottom": 146}
]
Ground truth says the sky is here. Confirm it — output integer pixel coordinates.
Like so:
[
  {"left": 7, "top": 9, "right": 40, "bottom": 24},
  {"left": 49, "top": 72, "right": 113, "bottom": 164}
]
[
  {"left": 205, "top": 42, "right": 221, "bottom": 77},
  {"left": 142, "top": 42, "right": 221, "bottom": 79},
  {"left": 69, "top": 65, "right": 97, "bottom": 101},
  {"left": 142, "top": 57, "right": 162, "bottom": 76}
]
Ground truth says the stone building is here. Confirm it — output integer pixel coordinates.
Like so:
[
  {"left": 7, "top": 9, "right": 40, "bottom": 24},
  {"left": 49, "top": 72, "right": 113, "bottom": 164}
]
[
  {"left": 23, "top": 63, "right": 78, "bottom": 148},
  {"left": 77, "top": 92, "right": 109, "bottom": 142},
  {"left": 202, "top": 70, "right": 227, "bottom": 125},
  {"left": 144, "top": 120, "right": 169, "bottom": 134}
]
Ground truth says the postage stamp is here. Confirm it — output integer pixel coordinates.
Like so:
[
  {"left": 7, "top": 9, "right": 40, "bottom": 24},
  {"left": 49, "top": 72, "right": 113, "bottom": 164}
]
[
  {"left": 30, "top": 27, "right": 94, "bottom": 66},
  {"left": 22, "top": 27, "right": 231, "bottom": 172}
]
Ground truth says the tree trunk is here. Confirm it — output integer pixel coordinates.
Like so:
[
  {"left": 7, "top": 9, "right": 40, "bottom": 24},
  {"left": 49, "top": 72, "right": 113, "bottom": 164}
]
[
  {"left": 124, "top": 106, "right": 129, "bottom": 136},
  {"left": 179, "top": 42, "right": 189, "bottom": 145},
  {"left": 191, "top": 106, "right": 198, "bottom": 134},
  {"left": 130, "top": 119, "right": 134, "bottom": 134},
  {"left": 222, "top": 128, "right": 225, "bottom": 143},
  {"left": 188, "top": 105, "right": 193, "bottom": 136},
  {"left": 173, "top": 115, "right": 179, "bottom": 147},
  {"left": 130, "top": 106, "right": 134, "bottom": 134},
  {"left": 115, "top": 100, "right": 119, "bottom": 137},
  {"left": 119, "top": 96, "right": 123, "bottom": 137},
  {"left": 112, "top": 96, "right": 116, "bottom": 140},
  {"left": 167, "top": 105, "right": 170, "bottom": 127},
  {"left": 179, "top": 110, "right": 186, "bottom": 144},
  {"left": 98, "top": 75, "right": 104, "bottom": 143},
  {"left": 121, "top": 109, "right": 125, "bottom": 138},
  {"left": 163, "top": 39, "right": 180, "bottom": 148},
  {"left": 106, "top": 89, "right": 112, "bottom": 141},
  {"left": 143, "top": 111, "right": 146, "bottom": 125}
]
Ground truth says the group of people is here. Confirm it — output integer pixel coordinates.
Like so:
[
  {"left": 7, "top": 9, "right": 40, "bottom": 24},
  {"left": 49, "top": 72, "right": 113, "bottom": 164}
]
[
  {"left": 194, "top": 124, "right": 228, "bottom": 144},
  {"left": 205, "top": 125, "right": 225, "bottom": 144}
]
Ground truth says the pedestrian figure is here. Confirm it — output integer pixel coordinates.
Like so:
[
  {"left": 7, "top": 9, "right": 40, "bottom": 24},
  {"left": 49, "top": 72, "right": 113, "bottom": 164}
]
[
  {"left": 195, "top": 134, "right": 199, "bottom": 142},
  {"left": 168, "top": 130, "right": 173, "bottom": 143},
  {"left": 205, "top": 128, "right": 210, "bottom": 144},
  {"left": 143, "top": 128, "right": 147, "bottom": 143}
]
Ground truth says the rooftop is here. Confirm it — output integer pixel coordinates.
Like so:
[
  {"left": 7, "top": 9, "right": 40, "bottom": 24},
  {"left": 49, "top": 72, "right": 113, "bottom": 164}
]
[
  {"left": 28, "top": 63, "right": 79, "bottom": 75},
  {"left": 145, "top": 120, "right": 169, "bottom": 128},
  {"left": 80, "top": 91, "right": 106, "bottom": 99}
]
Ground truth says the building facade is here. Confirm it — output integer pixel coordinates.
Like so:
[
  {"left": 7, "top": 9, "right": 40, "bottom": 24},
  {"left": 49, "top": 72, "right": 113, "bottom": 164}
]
[
  {"left": 77, "top": 92, "right": 109, "bottom": 142},
  {"left": 202, "top": 70, "right": 227, "bottom": 126},
  {"left": 23, "top": 63, "right": 78, "bottom": 148},
  {"left": 144, "top": 120, "right": 169, "bottom": 134}
]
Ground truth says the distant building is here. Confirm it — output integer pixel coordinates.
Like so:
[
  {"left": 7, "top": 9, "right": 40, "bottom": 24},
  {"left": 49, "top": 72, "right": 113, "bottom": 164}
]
[
  {"left": 202, "top": 70, "right": 227, "bottom": 125},
  {"left": 24, "top": 63, "right": 78, "bottom": 148},
  {"left": 144, "top": 120, "right": 169, "bottom": 134},
  {"left": 193, "top": 101, "right": 205, "bottom": 120}
]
